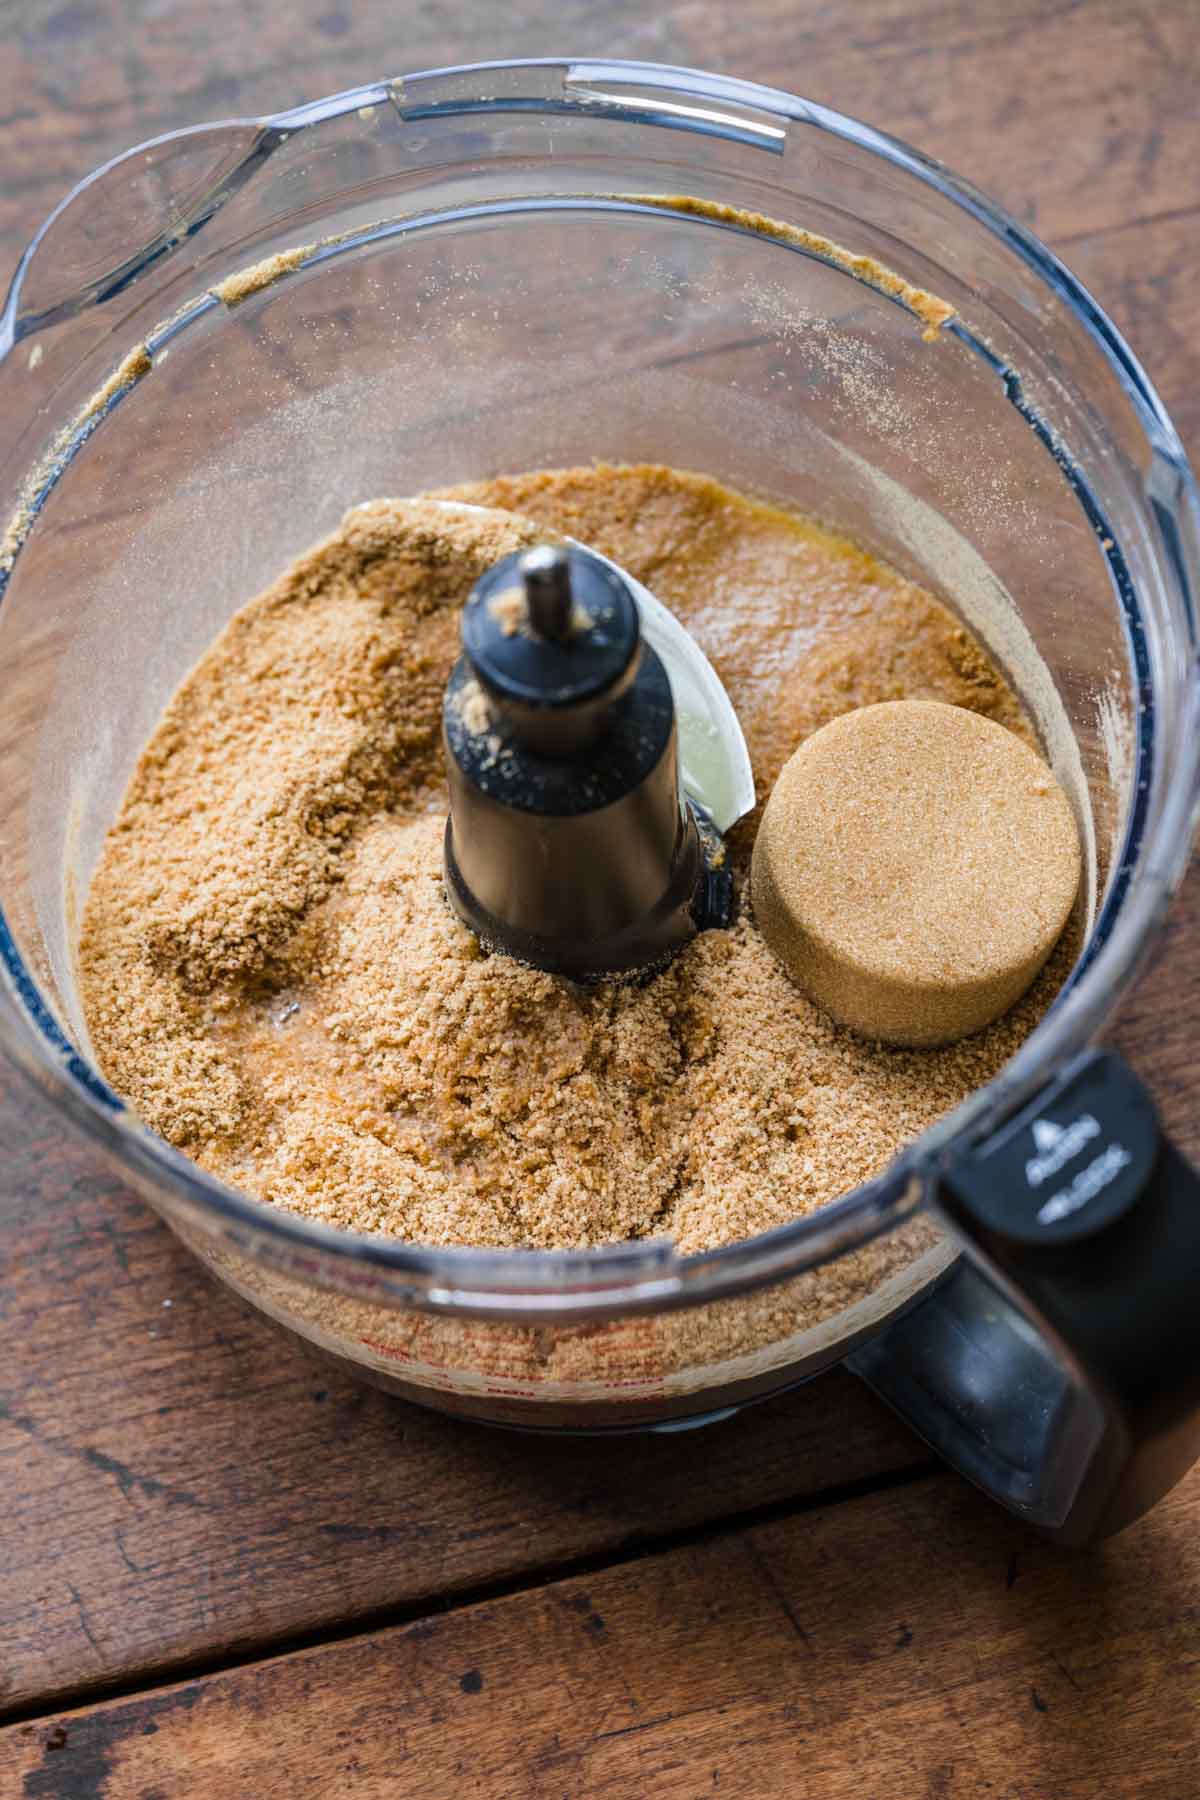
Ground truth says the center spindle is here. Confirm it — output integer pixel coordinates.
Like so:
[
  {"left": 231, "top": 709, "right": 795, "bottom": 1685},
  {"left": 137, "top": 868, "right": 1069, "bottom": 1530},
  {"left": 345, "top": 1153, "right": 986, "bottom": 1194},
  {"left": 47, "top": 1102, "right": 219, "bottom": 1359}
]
[{"left": 442, "top": 541, "right": 731, "bottom": 980}]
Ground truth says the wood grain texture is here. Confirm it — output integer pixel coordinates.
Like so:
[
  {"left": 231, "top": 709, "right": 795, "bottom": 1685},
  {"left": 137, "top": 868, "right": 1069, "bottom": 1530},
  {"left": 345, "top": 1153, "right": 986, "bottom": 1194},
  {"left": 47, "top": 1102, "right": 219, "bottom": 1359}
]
[
  {"left": 0, "top": 1071, "right": 930, "bottom": 1717},
  {"left": 1, "top": 0, "right": 1199, "bottom": 1782},
  {"left": 2, "top": 0, "right": 1199, "bottom": 277},
  {"left": 4, "top": 1463, "right": 1199, "bottom": 1798},
  {"left": 1066, "top": 210, "right": 1200, "bottom": 450}
]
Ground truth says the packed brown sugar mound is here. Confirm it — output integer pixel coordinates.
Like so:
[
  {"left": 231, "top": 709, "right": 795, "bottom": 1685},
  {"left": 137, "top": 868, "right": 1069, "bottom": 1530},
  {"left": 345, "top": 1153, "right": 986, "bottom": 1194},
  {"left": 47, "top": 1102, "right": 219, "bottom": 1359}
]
[
  {"left": 79, "top": 464, "right": 1074, "bottom": 1253},
  {"left": 752, "top": 700, "right": 1081, "bottom": 1048}
]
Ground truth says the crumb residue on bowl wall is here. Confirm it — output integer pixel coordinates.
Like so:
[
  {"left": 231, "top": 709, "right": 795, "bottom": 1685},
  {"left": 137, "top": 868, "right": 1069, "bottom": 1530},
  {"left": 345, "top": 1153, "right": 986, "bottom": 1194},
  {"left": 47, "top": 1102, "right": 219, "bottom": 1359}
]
[
  {"left": 613, "top": 193, "right": 956, "bottom": 341},
  {"left": 0, "top": 344, "right": 151, "bottom": 577},
  {"left": 2, "top": 185, "right": 954, "bottom": 583},
  {"left": 211, "top": 243, "right": 319, "bottom": 308}
]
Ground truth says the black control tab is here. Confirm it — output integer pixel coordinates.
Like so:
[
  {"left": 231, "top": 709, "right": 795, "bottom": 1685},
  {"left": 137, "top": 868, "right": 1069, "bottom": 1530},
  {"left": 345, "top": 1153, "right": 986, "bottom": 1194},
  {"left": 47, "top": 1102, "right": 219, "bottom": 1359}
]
[{"left": 941, "top": 1050, "right": 1159, "bottom": 1249}]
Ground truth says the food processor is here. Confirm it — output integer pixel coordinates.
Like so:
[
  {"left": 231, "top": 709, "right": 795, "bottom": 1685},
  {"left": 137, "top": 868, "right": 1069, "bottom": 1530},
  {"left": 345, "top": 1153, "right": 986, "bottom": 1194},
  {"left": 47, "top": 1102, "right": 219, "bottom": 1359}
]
[{"left": 2, "top": 60, "right": 1199, "bottom": 1545}]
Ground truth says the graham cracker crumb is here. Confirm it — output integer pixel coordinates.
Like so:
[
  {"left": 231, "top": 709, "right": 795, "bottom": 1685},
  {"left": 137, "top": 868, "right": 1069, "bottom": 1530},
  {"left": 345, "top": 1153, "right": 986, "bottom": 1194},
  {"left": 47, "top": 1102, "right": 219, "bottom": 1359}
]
[
  {"left": 615, "top": 194, "right": 955, "bottom": 340},
  {"left": 488, "top": 589, "right": 527, "bottom": 636},
  {"left": 80, "top": 466, "right": 1072, "bottom": 1259}
]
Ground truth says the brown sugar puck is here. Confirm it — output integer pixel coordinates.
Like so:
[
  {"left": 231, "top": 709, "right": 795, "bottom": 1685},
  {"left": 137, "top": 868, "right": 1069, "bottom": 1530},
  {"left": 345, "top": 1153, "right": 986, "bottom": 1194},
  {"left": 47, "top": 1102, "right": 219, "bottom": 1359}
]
[{"left": 750, "top": 700, "right": 1081, "bottom": 1047}]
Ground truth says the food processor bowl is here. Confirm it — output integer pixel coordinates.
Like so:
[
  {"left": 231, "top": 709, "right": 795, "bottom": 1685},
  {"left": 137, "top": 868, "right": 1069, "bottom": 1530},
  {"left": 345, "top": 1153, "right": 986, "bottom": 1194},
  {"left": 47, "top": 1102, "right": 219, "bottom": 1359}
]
[{"left": 2, "top": 62, "right": 1199, "bottom": 1539}]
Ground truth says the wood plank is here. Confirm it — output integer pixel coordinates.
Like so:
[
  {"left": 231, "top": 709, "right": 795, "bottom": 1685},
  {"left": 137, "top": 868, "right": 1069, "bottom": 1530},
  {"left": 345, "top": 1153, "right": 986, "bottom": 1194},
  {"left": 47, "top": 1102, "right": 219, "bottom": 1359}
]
[
  {"left": 1065, "top": 209, "right": 1200, "bottom": 452},
  {"left": 4, "top": 1460, "right": 1198, "bottom": 1797},
  {"left": 0, "top": 1062, "right": 932, "bottom": 1717},
  {"left": 750, "top": 0, "right": 1200, "bottom": 251},
  {"left": 3, "top": 0, "right": 1199, "bottom": 283},
  {"left": 0, "top": 0, "right": 685, "bottom": 273}
]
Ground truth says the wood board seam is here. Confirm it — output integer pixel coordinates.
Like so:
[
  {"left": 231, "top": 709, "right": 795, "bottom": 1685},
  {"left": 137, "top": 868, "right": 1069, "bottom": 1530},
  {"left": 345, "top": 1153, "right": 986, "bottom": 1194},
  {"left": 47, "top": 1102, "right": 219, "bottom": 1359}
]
[{"left": 0, "top": 1459, "right": 944, "bottom": 1728}]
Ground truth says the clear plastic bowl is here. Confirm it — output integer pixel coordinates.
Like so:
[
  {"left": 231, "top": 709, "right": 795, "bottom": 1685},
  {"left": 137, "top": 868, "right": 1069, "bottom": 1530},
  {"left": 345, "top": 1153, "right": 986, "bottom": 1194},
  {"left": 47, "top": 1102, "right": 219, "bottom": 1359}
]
[{"left": 1, "top": 60, "right": 1198, "bottom": 1429}]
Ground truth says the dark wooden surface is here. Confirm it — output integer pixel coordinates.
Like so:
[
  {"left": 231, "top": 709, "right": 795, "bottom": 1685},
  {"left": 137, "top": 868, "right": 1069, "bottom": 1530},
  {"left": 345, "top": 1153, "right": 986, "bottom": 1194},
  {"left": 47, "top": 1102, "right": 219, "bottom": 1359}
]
[
  {"left": 2, "top": 3, "right": 1199, "bottom": 1794},
  {"left": 6, "top": 1471, "right": 1200, "bottom": 1799}
]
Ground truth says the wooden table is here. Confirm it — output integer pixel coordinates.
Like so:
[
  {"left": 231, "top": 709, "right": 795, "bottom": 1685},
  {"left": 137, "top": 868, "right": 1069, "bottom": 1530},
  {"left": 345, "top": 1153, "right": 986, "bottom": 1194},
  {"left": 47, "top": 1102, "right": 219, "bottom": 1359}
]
[{"left": 2, "top": 3, "right": 1199, "bottom": 1794}]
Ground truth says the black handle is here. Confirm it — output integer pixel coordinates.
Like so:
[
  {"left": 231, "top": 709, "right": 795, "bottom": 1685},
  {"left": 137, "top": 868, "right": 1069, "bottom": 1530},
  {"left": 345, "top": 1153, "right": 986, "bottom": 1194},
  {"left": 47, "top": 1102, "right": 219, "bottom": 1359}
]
[{"left": 848, "top": 1049, "right": 1200, "bottom": 1544}]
